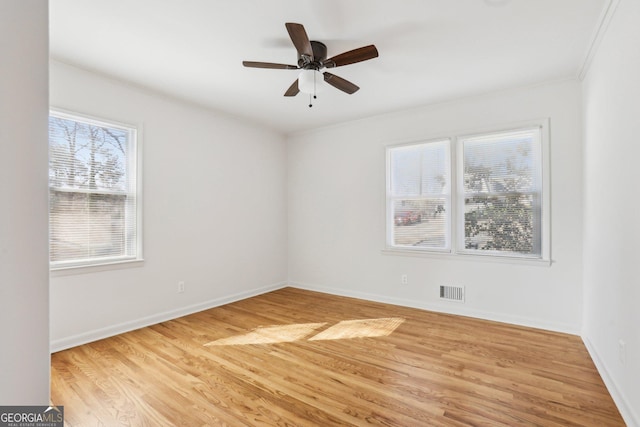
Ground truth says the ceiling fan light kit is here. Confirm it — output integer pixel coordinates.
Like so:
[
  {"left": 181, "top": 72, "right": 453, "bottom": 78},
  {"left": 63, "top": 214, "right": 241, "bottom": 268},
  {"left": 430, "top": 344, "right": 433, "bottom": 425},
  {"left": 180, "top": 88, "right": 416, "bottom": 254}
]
[
  {"left": 298, "top": 69, "right": 324, "bottom": 95},
  {"left": 243, "top": 22, "right": 378, "bottom": 107}
]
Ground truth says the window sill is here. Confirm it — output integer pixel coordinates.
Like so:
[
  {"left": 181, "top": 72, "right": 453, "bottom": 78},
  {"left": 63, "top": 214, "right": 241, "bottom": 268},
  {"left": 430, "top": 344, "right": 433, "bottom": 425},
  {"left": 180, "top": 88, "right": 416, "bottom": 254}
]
[
  {"left": 381, "top": 248, "right": 551, "bottom": 266},
  {"left": 50, "top": 258, "right": 144, "bottom": 277}
]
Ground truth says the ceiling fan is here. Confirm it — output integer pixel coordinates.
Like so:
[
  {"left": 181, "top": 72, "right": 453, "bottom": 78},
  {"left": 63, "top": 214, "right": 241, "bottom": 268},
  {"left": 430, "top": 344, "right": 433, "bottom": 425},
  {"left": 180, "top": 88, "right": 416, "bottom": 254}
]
[{"left": 243, "top": 23, "right": 379, "bottom": 106}]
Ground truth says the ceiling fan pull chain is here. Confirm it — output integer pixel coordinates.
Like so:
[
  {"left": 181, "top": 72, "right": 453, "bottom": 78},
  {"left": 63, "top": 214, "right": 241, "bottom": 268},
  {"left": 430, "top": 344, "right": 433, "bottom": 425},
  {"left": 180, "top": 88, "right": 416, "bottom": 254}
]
[{"left": 308, "top": 72, "right": 317, "bottom": 108}]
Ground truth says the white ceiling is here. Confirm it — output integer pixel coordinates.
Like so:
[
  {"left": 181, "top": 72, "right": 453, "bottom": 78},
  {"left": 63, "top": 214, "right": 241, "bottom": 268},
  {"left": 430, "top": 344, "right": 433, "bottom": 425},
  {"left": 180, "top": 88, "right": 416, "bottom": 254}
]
[{"left": 50, "top": 0, "right": 606, "bottom": 135}]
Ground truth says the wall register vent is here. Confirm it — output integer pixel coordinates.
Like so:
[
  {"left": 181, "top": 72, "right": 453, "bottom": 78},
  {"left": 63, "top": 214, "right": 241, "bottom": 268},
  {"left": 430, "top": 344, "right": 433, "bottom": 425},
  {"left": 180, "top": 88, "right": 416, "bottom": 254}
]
[{"left": 439, "top": 285, "right": 465, "bottom": 302}]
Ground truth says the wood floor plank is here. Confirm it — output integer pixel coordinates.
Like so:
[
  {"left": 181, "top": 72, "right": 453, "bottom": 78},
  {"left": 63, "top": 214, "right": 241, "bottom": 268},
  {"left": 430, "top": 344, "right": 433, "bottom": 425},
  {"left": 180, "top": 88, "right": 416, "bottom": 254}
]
[{"left": 51, "top": 287, "right": 624, "bottom": 426}]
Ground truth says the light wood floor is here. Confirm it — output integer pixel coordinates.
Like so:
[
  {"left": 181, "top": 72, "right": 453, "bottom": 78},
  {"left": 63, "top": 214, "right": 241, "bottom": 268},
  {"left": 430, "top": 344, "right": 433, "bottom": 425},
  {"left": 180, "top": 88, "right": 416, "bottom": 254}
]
[{"left": 51, "top": 287, "right": 624, "bottom": 426}]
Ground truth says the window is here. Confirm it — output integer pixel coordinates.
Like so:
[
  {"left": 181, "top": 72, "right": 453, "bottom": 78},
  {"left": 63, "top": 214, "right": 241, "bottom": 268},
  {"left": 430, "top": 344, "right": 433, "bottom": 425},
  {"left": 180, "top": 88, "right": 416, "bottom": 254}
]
[
  {"left": 48, "top": 111, "right": 141, "bottom": 269},
  {"left": 459, "top": 128, "right": 542, "bottom": 257},
  {"left": 386, "top": 140, "right": 451, "bottom": 251},
  {"left": 386, "top": 122, "right": 549, "bottom": 261}
]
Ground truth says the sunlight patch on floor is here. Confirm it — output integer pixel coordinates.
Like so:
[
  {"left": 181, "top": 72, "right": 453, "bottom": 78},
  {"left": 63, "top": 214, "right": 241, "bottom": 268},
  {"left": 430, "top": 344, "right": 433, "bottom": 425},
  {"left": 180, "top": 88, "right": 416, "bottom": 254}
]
[
  {"left": 205, "top": 323, "right": 327, "bottom": 346},
  {"left": 308, "top": 318, "right": 405, "bottom": 341},
  {"left": 205, "top": 318, "right": 406, "bottom": 347}
]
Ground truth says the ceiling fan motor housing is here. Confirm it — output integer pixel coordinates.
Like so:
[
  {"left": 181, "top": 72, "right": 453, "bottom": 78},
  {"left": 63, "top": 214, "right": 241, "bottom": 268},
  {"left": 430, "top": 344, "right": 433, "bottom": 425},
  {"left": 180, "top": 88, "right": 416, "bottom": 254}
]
[{"left": 298, "top": 41, "right": 327, "bottom": 70}]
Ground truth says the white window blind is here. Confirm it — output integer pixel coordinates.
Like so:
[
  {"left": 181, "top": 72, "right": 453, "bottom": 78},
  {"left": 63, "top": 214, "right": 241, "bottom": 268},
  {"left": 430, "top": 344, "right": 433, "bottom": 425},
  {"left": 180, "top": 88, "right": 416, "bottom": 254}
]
[
  {"left": 387, "top": 140, "right": 451, "bottom": 250},
  {"left": 48, "top": 111, "right": 139, "bottom": 268},
  {"left": 459, "top": 127, "right": 542, "bottom": 257}
]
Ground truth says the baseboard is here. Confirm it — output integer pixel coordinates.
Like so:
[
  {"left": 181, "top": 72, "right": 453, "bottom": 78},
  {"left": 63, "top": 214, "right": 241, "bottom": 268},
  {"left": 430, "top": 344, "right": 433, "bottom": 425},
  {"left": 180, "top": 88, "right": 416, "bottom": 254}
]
[
  {"left": 288, "top": 281, "right": 580, "bottom": 335},
  {"left": 582, "top": 336, "right": 639, "bottom": 427},
  {"left": 50, "top": 281, "right": 288, "bottom": 353}
]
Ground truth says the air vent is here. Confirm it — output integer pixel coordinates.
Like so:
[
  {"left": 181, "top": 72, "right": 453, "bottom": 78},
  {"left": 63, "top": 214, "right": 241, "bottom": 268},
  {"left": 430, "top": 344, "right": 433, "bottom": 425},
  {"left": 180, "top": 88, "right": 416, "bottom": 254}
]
[{"left": 439, "top": 285, "right": 465, "bottom": 302}]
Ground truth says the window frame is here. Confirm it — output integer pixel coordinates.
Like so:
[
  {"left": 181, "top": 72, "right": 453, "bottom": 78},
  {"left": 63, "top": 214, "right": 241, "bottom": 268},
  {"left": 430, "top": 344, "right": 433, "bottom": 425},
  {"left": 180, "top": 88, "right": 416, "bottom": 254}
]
[
  {"left": 48, "top": 109, "right": 144, "bottom": 271},
  {"left": 384, "top": 119, "right": 550, "bottom": 264}
]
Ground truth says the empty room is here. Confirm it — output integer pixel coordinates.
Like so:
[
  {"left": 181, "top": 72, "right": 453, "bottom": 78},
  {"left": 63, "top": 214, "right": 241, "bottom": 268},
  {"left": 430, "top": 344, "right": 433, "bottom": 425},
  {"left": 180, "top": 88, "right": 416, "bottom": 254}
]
[{"left": 1, "top": 0, "right": 639, "bottom": 425}]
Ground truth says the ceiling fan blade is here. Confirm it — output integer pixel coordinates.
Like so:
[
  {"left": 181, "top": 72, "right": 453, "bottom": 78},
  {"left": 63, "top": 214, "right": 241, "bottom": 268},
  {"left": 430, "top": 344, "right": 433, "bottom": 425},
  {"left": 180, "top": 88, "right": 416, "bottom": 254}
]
[
  {"left": 323, "top": 72, "right": 359, "bottom": 94},
  {"left": 285, "top": 23, "right": 314, "bottom": 60},
  {"left": 243, "top": 61, "right": 298, "bottom": 70},
  {"left": 284, "top": 79, "right": 299, "bottom": 97},
  {"left": 323, "top": 45, "right": 379, "bottom": 68}
]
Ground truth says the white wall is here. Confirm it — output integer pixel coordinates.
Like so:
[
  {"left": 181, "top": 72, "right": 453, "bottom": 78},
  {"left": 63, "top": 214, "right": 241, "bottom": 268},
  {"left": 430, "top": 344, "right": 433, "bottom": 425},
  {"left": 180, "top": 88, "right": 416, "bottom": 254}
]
[
  {"left": 49, "top": 61, "right": 288, "bottom": 350},
  {"left": 288, "top": 80, "right": 584, "bottom": 333},
  {"left": 582, "top": 0, "right": 640, "bottom": 424},
  {"left": 0, "top": 0, "right": 50, "bottom": 404}
]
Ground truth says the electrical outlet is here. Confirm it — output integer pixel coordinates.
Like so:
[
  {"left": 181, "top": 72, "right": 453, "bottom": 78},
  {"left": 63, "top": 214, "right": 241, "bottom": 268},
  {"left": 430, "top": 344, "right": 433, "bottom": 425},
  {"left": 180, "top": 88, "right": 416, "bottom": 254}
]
[
  {"left": 619, "top": 339, "right": 626, "bottom": 365},
  {"left": 401, "top": 274, "right": 408, "bottom": 285},
  {"left": 178, "top": 281, "right": 185, "bottom": 293}
]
